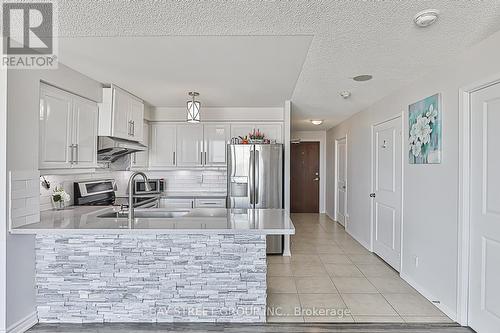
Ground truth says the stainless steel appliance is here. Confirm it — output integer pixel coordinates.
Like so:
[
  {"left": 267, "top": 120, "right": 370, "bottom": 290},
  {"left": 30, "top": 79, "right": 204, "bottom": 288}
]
[
  {"left": 227, "top": 144, "right": 283, "bottom": 254},
  {"left": 134, "top": 179, "right": 164, "bottom": 195},
  {"left": 97, "top": 136, "right": 146, "bottom": 162},
  {"left": 74, "top": 179, "right": 159, "bottom": 208}
]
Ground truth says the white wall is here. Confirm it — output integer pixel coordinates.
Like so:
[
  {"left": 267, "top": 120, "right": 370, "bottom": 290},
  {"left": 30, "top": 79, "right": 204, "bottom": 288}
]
[
  {"left": 326, "top": 29, "right": 500, "bottom": 320},
  {"left": 291, "top": 130, "right": 326, "bottom": 213},
  {"left": 5, "top": 63, "right": 102, "bottom": 330}
]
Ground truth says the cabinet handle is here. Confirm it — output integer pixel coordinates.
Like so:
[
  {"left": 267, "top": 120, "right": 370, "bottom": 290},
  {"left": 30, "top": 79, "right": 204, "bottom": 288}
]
[
  {"left": 132, "top": 121, "right": 135, "bottom": 136},
  {"left": 204, "top": 151, "right": 207, "bottom": 165},
  {"left": 75, "top": 144, "right": 78, "bottom": 164},
  {"left": 173, "top": 152, "right": 176, "bottom": 165},
  {"left": 69, "top": 145, "right": 74, "bottom": 164},
  {"left": 201, "top": 151, "right": 203, "bottom": 165},
  {"left": 128, "top": 121, "right": 132, "bottom": 136}
]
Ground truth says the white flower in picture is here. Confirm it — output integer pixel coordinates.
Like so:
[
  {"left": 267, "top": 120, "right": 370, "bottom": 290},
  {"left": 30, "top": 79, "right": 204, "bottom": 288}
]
[
  {"left": 413, "top": 115, "right": 432, "bottom": 144},
  {"left": 426, "top": 104, "right": 438, "bottom": 123},
  {"left": 410, "top": 141, "right": 422, "bottom": 157}
]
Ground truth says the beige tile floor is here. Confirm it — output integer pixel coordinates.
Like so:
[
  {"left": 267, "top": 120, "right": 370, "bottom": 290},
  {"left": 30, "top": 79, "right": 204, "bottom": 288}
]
[{"left": 266, "top": 213, "right": 453, "bottom": 323}]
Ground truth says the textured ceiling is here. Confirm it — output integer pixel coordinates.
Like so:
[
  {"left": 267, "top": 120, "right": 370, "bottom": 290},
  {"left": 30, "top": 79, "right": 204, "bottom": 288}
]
[
  {"left": 59, "top": 36, "right": 312, "bottom": 107},
  {"left": 57, "top": 0, "right": 500, "bottom": 130}
]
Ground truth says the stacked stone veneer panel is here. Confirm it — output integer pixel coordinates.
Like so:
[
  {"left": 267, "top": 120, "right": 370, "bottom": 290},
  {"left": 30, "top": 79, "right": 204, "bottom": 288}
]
[{"left": 35, "top": 234, "right": 267, "bottom": 323}]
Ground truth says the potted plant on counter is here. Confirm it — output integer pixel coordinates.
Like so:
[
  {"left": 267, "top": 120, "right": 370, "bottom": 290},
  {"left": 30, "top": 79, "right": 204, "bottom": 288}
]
[{"left": 52, "top": 187, "right": 71, "bottom": 210}]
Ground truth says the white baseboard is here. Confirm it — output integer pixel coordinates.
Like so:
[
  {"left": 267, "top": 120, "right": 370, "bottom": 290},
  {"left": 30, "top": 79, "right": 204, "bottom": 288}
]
[
  {"left": 5, "top": 312, "right": 37, "bottom": 333},
  {"left": 346, "top": 229, "right": 371, "bottom": 251},
  {"left": 325, "top": 211, "right": 335, "bottom": 221},
  {"left": 400, "top": 272, "right": 457, "bottom": 322}
]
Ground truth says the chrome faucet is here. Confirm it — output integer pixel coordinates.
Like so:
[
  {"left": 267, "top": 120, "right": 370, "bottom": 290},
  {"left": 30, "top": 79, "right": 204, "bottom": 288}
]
[{"left": 128, "top": 172, "right": 151, "bottom": 223}]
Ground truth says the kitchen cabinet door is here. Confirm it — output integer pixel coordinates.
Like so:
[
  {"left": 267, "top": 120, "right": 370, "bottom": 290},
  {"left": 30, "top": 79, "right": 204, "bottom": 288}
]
[
  {"left": 39, "top": 85, "right": 73, "bottom": 169},
  {"left": 204, "top": 123, "right": 230, "bottom": 166},
  {"left": 149, "top": 123, "right": 176, "bottom": 168},
  {"left": 160, "top": 198, "right": 194, "bottom": 209},
  {"left": 129, "top": 97, "right": 144, "bottom": 142},
  {"left": 176, "top": 124, "right": 203, "bottom": 167},
  {"left": 72, "top": 96, "right": 98, "bottom": 168},
  {"left": 131, "top": 122, "right": 149, "bottom": 169},
  {"left": 230, "top": 123, "right": 255, "bottom": 141},
  {"left": 257, "top": 123, "right": 283, "bottom": 143},
  {"left": 111, "top": 87, "right": 131, "bottom": 140}
]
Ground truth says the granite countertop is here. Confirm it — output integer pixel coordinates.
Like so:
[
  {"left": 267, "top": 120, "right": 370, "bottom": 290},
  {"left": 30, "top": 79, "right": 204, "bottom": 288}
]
[{"left": 11, "top": 206, "right": 294, "bottom": 235}]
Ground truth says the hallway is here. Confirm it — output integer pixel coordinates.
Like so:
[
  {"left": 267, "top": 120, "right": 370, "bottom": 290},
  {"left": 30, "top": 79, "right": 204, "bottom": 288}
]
[{"left": 267, "top": 214, "right": 453, "bottom": 323}]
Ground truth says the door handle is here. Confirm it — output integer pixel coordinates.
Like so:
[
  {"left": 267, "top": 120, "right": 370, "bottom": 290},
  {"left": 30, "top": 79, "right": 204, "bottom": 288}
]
[
  {"left": 249, "top": 150, "right": 254, "bottom": 205},
  {"left": 370, "top": 193, "right": 376, "bottom": 198},
  {"left": 254, "top": 149, "right": 259, "bottom": 204},
  {"left": 313, "top": 177, "right": 320, "bottom": 181}
]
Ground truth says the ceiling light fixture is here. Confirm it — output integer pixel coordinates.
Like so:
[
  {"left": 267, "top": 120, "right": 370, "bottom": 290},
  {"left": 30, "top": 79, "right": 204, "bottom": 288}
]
[
  {"left": 340, "top": 91, "right": 351, "bottom": 99},
  {"left": 187, "top": 92, "right": 201, "bottom": 123},
  {"left": 414, "top": 9, "right": 439, "bottom": 28},
  {"left": 310, "top": 120, "right": 323, "bottom": 125},
  {"left": 352, "top": 75, "right": 373, "bottom": 82}
]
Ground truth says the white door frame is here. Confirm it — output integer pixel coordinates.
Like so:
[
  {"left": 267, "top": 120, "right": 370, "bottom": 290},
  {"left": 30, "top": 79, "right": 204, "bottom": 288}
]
[
  {"left": 457, "top": 74, "right": 500, "bottom": 326},
  {"left": 334, "top": 135, "right": 347, "bottom": 227},
  {"left": 370, "top": 113, "right": 404, "bottom": 266}
]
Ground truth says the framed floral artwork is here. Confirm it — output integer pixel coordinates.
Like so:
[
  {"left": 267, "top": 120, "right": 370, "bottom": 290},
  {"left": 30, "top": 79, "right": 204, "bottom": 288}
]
[{"left": 408, "top": 93, "right": 442, "bottom": 164}]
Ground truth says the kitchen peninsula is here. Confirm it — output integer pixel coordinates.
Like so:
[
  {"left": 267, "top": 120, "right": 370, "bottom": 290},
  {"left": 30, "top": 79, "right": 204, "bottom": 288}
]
[{"left": 12, "top": 208, "right": 294, "bottom": 323}]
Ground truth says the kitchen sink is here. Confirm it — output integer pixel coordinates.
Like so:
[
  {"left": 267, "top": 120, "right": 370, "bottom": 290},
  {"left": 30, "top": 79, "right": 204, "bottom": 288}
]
[{"left": 98, "top": 210, "right": 190, "bottom": 219}]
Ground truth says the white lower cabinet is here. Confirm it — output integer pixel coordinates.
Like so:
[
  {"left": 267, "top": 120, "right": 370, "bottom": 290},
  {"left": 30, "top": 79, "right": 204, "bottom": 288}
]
[
  {"left": 194, "top": 198, "right": 226, "bottom": 208},
  {"left": 39, "top": 84, "right": 98, "bottom": 170},
  {"left": 159, "top": 198, "right": 194, "bottom": 210}
]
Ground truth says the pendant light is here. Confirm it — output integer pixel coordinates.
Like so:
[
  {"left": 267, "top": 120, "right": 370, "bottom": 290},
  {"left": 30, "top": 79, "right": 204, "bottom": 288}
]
[{"left": 187, "top": 92, "right": 201, "bottom": 123}]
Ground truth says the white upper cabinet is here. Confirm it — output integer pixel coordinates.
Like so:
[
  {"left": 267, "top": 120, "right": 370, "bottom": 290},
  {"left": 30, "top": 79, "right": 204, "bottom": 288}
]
[
  {"left": 72, "top": 96, "right": 98, "bottom": 168},
  {"left": 204, "top": 123, "right": 230, "bottom": 166},
  {"left": 99, "top": 85, "right": 144, "bottom": 142},
  {"left": 149, "top": 123, "right": 176, "bottom": 168},
  {"left": 230, "top": 124, "right": 255, "bottom": 141},
  {"left": 230, "top": 123, "right": 283, "bottom": 143},
  {"left": 176, "top": 124, "right": 204, "bottom": 167},
  {"left": 131, "top": 122, "right": 149, "bottom": 169},
  {"left": 39, "top": 84, "right": 98, "bottom": 170},
  {"left": 39, "top": 86, "right": 73, "bottom": 169}
]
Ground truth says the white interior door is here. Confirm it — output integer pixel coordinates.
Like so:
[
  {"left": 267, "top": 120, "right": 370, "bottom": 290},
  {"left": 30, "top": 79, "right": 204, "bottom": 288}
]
[
  {"left": 372, "top": 117, "right": 402, "bottom": 271},
  {"left": 468, "top": 82, "right": 500, "bottom": 333},
  {"left": 336, "top": 138, "right": 347, "bottom": 226}
]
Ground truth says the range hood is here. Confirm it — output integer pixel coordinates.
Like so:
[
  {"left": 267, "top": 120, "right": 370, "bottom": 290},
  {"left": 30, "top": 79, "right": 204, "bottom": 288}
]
[{"left": 97, "top": 137, "right": 146, "bottom": 162}]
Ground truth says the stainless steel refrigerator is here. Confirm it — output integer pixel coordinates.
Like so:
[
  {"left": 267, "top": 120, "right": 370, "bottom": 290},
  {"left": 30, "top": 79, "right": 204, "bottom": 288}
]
[{"left": 227, "top": 144, "right": 283, "bottom": 254}]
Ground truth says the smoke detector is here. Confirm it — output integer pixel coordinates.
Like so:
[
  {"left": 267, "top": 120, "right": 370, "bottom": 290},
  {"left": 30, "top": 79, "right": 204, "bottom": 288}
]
[
  {"left": 353, "top": 75, "right": 373, "bottom": 82},
  {"left": 414, "top": 9, "right": 439, "bottom": 27},
  {"left": 340, "top": 91, "right": 351, "bottom": 99}
]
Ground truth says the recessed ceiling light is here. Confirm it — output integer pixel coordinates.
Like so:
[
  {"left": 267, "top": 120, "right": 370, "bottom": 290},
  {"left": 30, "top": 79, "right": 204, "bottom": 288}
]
[
  {"left": 352, "top": 75, "right": 373, "bottom": 82},
  {"left": 310, "top": 120, "right": 323, "bottom": 125},
  {"left": 414, "top": 9, "right": 439, "bottom": 28},
  {"left": 340, "top": 91, "right": 351, "bottom": 99}
]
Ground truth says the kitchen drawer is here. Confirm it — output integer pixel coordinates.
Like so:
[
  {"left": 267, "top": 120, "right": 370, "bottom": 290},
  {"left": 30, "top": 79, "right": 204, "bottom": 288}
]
[
  {"left": 159, "top": 198, "right": 194, "bottom": 209},
  {"left": 194, "top": 198, "right": 226, "bottom": 208}
]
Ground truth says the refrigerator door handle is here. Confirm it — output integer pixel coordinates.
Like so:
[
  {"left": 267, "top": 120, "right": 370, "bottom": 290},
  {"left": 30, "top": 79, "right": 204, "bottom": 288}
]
[
  {"left": 255, "top": 149, "right": 259, "bottom": 204},
  {"left": 249, "top": 150, "right": 254, "bottom": 205}
]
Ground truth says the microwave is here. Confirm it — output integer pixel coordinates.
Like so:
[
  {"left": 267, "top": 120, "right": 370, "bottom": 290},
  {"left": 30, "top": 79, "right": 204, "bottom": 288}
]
[{"left": 134, "top": 179, "right": 165, "bottom": 195}]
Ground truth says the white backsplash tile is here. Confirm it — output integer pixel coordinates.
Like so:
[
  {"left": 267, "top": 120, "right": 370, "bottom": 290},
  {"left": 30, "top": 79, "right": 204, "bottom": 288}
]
[{"left": 40, "top": 169, "right": 227, "bottom": 211}]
